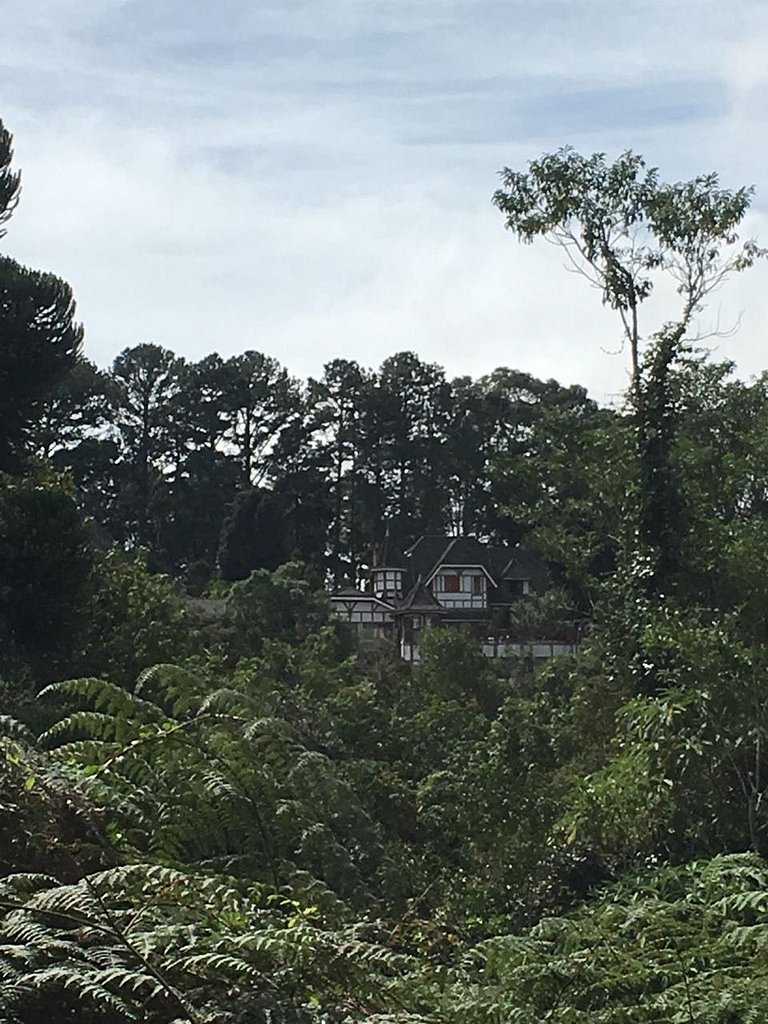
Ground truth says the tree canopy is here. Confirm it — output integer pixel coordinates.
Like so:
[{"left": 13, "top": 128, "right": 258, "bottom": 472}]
[{"left": 492, "top": 147, "right": 764, "bottom": 382}]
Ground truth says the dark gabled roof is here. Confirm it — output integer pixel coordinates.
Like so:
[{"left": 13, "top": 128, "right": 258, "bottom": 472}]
[
  {"left": 406, "top": 534, "right": 499, "bottom": 581},
  {"left": 373, "top": 534, "right": 408, "bottom": 569},
  {"left": 496, "top": 547, "right": 550, "bottom": 582},
  {"left": 403, "top": 533, "right": 551, "bottom": 587},
  {"left": 330, "top": 587, "right": 395, "bottom": 610},
  {"left": 424, "top": 540, "right": 498, "bottom": 586},
  {"left": 332, "top": 585, "right": 367, "bottom": 597},
  {"left": 483, "top": 544, "right": 549, "bottom": 582},
  {"left": 436, "top": 536, "right": 494, "bottom": 572},
  {"left": 405, "top": 534, "right": 455, "bottom": 578},
  {"left": 396, "top": 575, "right": 447, "bottom": 614}
]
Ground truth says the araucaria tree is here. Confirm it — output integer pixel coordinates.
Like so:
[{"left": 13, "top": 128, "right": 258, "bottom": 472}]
[{"left": 0, "top": 121, "right": 83, "bottom": 469}]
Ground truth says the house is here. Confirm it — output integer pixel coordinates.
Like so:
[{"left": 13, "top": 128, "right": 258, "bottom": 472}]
[{"left": 330, "top": 534, "right": 577, "bottom": 662}]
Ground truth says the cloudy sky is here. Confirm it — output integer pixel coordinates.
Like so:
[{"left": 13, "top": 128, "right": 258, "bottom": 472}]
[{"left": 2, "top": 0, "right": 768, "bottom": 402}]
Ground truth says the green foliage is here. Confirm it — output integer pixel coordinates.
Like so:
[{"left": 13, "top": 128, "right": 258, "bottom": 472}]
[
  {"left": 493, "top": 147, "right": 763, "bottom": 380},
  {"left": 506, "top": 588, "right": 578, "bottom": 641},
  {"left": 224, "top": 562, "right": 332, "bottom": 658},
  {"left": 0, "top": 118, "right": 21, "bottom": 237},
  {"left": 4, "top": 116, "right": 768, "bottom": 1024},
  {"left": 39, "top": 666, "right": 386, "bottom": 902},
  {"left": 430, "top": 854, "right": 768, "bottom": 1023},
  {"left": 0, "top": 863, "right": 416, "bottom": 1024},
  {"left": 0, "top": 470, "right": 94, "bottom": 688},
  {"left": 556, "top": 603, "right": 768, "bottom": 869},
  {"left": 416, "top": 627, "right": 500, "bottom": 706},
  {"left": 0, "top": 713, "right": 105, "bottom": 878},
  {"left": 72, "top": 552, "right": 192, "bottom": 688}
]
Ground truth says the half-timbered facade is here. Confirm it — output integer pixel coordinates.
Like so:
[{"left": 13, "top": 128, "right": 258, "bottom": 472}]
[{"left": 330, "top": 533, "right": 570, "bottom": 661}]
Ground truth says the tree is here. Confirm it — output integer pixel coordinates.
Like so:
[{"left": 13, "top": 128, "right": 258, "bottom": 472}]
[
  {"left": 432, "top": 854, "right": 768, "bottom": 1022},
  {"left": 148, "top": 354, "right": 241, "bottom": 578},
  {"left": 0, "top": 118, "right": 20, "bottom": 236},
  {"left": 0, "top": 121, "right": 83, "bottom": 469},
  {"left": 221, "top": 351, "right": 302, "bottom": 487},
  {"left": 110, "top": 343, "right": 184, "bottom": 547},
  {"left": 492, "top": 148, "right": 764, "bottom": 385},
  {"left": 478, "top": 369, "right": 606, "bottom": 547},
  {"left": 308, "top": 359, "right": 373, "bottom": 581},
  {"left": 494, "top": 149, "right": 766, "bottom": 597},
  {"left": 217, "top": 487, "right": 293, "bottom": 580},
  {"left": 0, "top": 258, "right": 84, "bottom": 470},
  {"left": 31, "top": 357, "right": 117, "bottom": 459},
  {"left": 0, "top": 471, "right": 94, "bottom": 687},
  {"left": 171, "top": 353, "right": 231, "bottom": 456},
  {"left": 225, "top": 560, "right": 330, "bottom": 656},
  {"left": 369, "top": 352, "right": 453, "bottom": 543},
  {"left": 72, "top": 551, "right": 192, "bottom": 687}
]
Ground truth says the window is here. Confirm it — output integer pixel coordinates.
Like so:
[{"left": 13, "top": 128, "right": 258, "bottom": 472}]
[
  {"left": 442, "top": 574, "right": 460, "bottom": 592},
  {"left": 505, "top": 579, "right": 530, "bottom": 596},
  {"left": 472, "top": 575, "right": 483, "bottom": 596}
]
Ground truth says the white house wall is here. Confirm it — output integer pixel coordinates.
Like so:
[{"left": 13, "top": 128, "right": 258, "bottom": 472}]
[
  {"left": 431, "top": 568, "right": 488, "bottom": 609},
  {"left": 330, "top": 599, "right": 393, "bottom": 625},
  {"left": 372, "top": 569, "right": 404, "bottom": 595}
]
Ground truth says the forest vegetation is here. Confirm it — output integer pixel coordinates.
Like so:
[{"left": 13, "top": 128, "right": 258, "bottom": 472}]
[{"left": 3, "top": 117, "right": 768, "bottom": 1022}]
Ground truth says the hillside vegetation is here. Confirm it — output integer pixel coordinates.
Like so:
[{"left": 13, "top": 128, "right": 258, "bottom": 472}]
[{"left": 3, "top": 120, "right": 768, "bottom": 1022}]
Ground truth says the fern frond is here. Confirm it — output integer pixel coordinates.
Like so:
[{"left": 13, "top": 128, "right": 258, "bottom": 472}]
[
  {"left": 16, "top": 965, "right": 137, "bottom": 1016},
  {"left": 135, "top": 664, "right": 201, "bottom": 718},
  {"left": 40, "top": 678, "right": 168, "bottom": 726},
  {"left": 0, "top": 715, "right": 35, "bottom": 745},
  {"left": 43, "top": 710, "right": 140, "bottom": 744}
]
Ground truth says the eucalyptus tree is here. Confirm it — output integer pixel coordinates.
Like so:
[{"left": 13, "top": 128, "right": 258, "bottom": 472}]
[
  {"left": 492, "top": 147, "right": 763, "bottom": 386},
  {"left": 494, "top": 148, "right": 765, "bottom": 595}
]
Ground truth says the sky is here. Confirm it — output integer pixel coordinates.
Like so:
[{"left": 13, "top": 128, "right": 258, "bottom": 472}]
[{"left": 2, "top": 0, "right": 768, "bottom": 404}]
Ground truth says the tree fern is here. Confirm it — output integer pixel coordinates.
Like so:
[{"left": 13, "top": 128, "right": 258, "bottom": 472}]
[
  {"left": 40, "top": 670, "right": 386, "bottom": 899},
  {"left": 0, "top": 864, "right": 418, "bottom": 1023},
  {"left": 418, "top": 854, "right": 768, "bottom": 1023}
]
